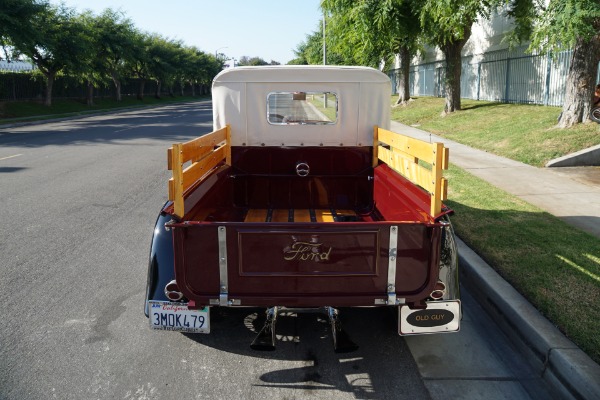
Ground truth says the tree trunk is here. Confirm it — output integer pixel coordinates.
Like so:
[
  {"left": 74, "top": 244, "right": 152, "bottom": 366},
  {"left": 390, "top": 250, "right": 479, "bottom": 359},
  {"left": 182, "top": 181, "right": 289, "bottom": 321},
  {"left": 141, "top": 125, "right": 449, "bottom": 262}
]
[
  {"left": 155, "top": 80, "right": 161, "bottom": 99},
  {"left": 558, "top": 34, "right": 600, "bottom": 127},
  {"left": 395, "top": 46, "right": 412, "bottom": 105},
  {"left": 111, "top": 72, "right": 122, "bottom": 102},
  {"left": 86, "top": 81, "right": 94, "bottom": 106},
  {"left": 441, "top": 37, "right": 468, "bottom": 114},
  {"left": 137, "top": 79, "right": 146, "bottom": 100},
  {"left": 191, "top": 81, "right": 196, "bottom": 97},
  {"left": 44, "top": 71, "right": 55, "bottom": 107}
]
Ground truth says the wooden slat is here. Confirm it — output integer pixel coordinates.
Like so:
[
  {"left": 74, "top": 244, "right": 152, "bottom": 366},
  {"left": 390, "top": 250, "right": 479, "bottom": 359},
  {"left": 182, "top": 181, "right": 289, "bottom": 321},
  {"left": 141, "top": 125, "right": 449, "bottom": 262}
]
[
  {"left": 378, "top": 146, "right": 434, "bottom": 193},
  {"left": 179, "top": 127, "right": 228, "bottom": 163},
  {"left": 172, "top": 143, "right": 185, "bottom": 218},
  {"left": 245, "top": 209, "right": 268, "bottom": 222},
  {"left": 168, "top": 178, "right": 174, "bottom": 201},
  {"left": 430, "top": 142, "right": 444, "bottom": 216},
  {"left": 243, "top": 208, "right": 357, "bottom": 223},
  {"left": 392, "top": 146, "right": 418, "bottom": 164},
  {"left": 372, "top": 125, "right": 379, "bottom": 167},
  {"left": 315, "top": 210, "right": 335, "bottom": 222},
  {"left": 272, "top": 209, "right": 289, "bottom": 222},
  {"left": 442, "top": 147, "right": 450, "bottom": 170},
  {"left": 375, "top": 126, "right": 449, "bottom": 217},
  {"left": 377, "top": 127, "right": 436, "bottom": 164},
  {"left": 295, "top": 209, "right": 312, "bottom": 222},
  {"left": 169, "top": 125, "right": 231, "bottom": 218},
  {"left": 181, "top": 144, "right": 227, "bottom": 190},
  {"left": 225, "top": 125, "right": 232, "bottom": 166},
  {"left": 441, "top": 178, "right": 448, "bottom": 201},
  {"left": 190, "top": 145, "right": 217, "bottom": 164}
]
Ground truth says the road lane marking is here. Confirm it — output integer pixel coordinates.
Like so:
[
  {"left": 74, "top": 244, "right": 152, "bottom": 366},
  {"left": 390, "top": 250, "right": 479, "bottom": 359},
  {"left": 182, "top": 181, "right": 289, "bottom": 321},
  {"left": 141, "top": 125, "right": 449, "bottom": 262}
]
[{"left": 0, "top": 154, "right": 22, "bottom": 161}]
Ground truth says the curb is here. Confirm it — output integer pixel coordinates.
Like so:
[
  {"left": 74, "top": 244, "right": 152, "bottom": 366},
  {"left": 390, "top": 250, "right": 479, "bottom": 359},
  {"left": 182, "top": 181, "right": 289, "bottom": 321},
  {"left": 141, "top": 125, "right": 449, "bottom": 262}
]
[
  {"left": 457, "top": 237, "right": 600, "bottom": 400},
  {"left": 546, "top": 144, "right": 600, "bottom": 167}
]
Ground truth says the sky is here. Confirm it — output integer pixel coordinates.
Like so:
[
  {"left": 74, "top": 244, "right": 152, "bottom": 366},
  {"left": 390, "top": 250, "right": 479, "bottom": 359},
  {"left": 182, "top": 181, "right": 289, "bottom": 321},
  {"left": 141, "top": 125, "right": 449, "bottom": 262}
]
[{"left": 49, "top": 0, "right": 324, "bottom": 64}]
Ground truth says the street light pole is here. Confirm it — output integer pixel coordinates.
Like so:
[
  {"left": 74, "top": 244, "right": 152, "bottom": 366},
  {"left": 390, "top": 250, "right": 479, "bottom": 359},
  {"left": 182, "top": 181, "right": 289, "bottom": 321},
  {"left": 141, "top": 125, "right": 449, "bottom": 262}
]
[
  {"left": 322, "top": 13, "right": 326, "bottom": 66},
  {"left": 323, "top": 11, "right": 328, "bottom": 108},
  {"left": 215, "top": 46, "right": 228, "bottom": 58}
]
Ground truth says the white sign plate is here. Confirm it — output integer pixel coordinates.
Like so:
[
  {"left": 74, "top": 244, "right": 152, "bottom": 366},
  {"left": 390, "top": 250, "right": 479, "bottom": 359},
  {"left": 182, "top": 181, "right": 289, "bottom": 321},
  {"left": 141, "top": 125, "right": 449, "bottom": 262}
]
[{"left": 399, "top": 300, "right": 460, "bottom": 335}]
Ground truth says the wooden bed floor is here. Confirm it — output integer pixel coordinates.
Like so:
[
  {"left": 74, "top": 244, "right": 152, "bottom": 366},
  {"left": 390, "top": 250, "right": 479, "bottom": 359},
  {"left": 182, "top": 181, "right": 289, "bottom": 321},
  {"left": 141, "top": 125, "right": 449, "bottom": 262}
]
[{"left": 244, "top": 208, "right": 358, "bottom": 223}]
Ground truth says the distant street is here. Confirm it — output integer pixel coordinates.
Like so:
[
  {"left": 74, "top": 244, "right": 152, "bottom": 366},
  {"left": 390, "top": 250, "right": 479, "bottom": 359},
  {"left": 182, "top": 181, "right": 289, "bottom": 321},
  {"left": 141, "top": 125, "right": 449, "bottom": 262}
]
[{"left": 0, "top": 102, "right": 547, "bottom": 399}]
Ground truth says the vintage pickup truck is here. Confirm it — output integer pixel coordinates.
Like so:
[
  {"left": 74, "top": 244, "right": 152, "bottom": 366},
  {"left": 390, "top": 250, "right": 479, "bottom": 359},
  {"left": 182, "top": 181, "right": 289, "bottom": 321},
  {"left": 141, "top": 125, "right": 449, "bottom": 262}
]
[{"left": 144, "top": 66, "right": 460, "bottom": 352}]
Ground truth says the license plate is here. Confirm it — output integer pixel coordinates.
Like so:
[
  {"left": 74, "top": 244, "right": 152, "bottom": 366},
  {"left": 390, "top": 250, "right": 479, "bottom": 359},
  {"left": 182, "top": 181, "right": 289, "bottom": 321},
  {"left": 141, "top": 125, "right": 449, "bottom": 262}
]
[
  {"left": 399, "top": 300, "right": 460, "bottom": 335},
  {"left": 149, "top": 301, "right": 210, "bottom": 333}
]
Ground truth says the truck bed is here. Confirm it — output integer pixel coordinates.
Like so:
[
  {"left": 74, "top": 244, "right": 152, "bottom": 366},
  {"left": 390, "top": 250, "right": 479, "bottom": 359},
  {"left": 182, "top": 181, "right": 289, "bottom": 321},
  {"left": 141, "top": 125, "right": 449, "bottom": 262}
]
[{"left": 163, "top": 126, "right": 450, "bottom": 309}]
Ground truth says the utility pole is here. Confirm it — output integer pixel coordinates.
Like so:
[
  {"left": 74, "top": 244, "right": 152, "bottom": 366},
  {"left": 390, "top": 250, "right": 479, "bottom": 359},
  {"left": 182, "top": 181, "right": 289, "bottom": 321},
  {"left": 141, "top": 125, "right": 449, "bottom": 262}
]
[
  {"left": 322, "top": 12, "right": 326, "bottom": 66},
  {"left": 323, "top": 11, "right": 328, "bottom": 108}
]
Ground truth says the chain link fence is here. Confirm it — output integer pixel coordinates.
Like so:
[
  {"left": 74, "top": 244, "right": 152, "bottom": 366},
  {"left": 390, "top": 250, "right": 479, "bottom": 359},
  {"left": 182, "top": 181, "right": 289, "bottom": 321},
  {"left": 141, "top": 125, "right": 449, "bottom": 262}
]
[{"left": 389, "top": 47, "right": 600, "bottom": 106}]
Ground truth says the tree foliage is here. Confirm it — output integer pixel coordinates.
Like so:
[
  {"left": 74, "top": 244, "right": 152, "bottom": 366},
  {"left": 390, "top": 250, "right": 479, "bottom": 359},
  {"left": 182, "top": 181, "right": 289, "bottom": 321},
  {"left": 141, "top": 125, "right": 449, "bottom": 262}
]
[
  {"left": 238, "top": 56, "right": 281, "bottom": 66},
  {"left": 9, "top": 3, "right": 90, "bottom": 106},
  {"left": 508, "top": 0, "right": 600, "bottom": 126},
  {"left": 321, "top": 0, "right": 421, "bottom": 104},
  {"left": 1, "top": 3, "right": 223, "bottom": 106},
  {"left": 419, "top": 0, "right": 504, "bottom": 114},
  {"left": 0, "top": 0, "right": 47, "bottom": 61},
  {"left": 288, "top": 22, "right": 346, "bottom": 66},
  {"left": 83, "top": 9, "right": 139, "bottom": 101}
]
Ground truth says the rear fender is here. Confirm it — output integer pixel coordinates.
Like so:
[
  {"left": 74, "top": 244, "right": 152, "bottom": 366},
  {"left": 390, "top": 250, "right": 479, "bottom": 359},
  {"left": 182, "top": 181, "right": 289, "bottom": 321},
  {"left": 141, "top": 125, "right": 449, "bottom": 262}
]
[
  {"left": 438, "top": 215, "right": 459, "bottom": 300},
  {"left": 144, "top": 207, "right": 175, "bottom": 317}
]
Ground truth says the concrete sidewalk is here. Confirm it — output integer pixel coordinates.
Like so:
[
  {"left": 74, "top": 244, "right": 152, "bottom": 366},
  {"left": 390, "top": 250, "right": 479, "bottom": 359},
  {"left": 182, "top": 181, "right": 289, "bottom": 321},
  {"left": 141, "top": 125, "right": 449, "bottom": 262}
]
[
  {"left": 390, "top": 121, "right": 600, "bottom": 399},
  {"left": 390, "top": 121, "right": 600, "bottom": 239}
]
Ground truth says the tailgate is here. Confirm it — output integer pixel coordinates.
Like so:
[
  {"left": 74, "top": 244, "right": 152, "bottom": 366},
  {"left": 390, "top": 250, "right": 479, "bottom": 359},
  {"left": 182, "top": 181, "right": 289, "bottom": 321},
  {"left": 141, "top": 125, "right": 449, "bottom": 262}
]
[{"left": 171, "top": 222, "right": 442, "bottom": 307}]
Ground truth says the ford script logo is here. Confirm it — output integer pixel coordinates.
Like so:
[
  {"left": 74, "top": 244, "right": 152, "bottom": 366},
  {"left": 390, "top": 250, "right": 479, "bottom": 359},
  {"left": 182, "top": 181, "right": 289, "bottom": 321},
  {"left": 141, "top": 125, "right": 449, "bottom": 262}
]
[
  {"left": 284, "top": 241, "right": 332, "bottom": 262},
  {"left": 406, "top": 309, "right": 455, "bottom": 328}
]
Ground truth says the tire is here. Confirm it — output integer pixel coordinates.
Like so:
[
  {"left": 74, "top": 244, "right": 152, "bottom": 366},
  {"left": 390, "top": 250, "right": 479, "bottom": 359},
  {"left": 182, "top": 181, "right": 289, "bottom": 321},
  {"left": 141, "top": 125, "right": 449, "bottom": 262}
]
[{"left": 591, "top": 106, "right": 600, "bottom": 123}]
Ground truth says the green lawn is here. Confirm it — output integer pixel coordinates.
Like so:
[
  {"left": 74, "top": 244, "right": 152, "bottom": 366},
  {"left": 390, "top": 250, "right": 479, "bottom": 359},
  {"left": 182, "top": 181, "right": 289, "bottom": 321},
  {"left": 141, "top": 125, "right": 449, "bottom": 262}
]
[
  {"left": 392, "top": 96, "right": 600, "bottom": 363},
  {"left": 391, "top": 97, "right": 600, "bottom": 167},
  {"left": 445, "top": 164, "right": 600, "bottom": 363},
  {"left": 307, "top": 94, "right": 338, "bottom": 122}
]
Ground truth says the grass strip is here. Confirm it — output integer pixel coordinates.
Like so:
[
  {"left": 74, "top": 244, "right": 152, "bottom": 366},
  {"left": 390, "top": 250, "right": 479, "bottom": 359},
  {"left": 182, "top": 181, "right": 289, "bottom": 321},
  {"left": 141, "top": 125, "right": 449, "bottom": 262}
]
[
  {"left": 307, "top": 94, "right": 337, "bottom": 122},
  {"left": 0, "top": 95, "right": 209, "bottom": 123},
  {"left": 446, "top": 163, "right": 600, "bottom": 363},
  {"left": 391, "top": 96, "right": 600, "bottom": 167}
]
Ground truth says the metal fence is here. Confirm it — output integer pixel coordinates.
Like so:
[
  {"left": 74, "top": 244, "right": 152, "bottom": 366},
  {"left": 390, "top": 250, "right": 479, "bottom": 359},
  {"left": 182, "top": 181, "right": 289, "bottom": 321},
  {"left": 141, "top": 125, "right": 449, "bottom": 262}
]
[
  {"left": 0, "top": 60, "right": 35, "bottom": 72},
  {"left": 389, "top": 47, "right": 600, "bottom": 106},
  {"left": 0, "top": 72, "right": 205, "bottom": 101}
]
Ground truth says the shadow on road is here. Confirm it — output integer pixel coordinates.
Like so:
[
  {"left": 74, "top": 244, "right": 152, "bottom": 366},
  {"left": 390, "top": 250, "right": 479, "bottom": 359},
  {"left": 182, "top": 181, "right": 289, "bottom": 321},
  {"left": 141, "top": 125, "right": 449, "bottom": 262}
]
[
  {"left": 0, "top": 101, "right": 214, "bottom": 148},
  {"left": 183, "top": 307, "right": 430, "bottom": 399}
]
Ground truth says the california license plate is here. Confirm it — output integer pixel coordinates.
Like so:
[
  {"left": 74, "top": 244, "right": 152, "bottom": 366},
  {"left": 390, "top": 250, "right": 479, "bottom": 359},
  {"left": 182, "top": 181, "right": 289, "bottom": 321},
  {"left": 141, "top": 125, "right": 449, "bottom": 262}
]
[
  {"left": 399, "top": 300, "right": 460, "bottom": 335},
  {"left": 149, "top": 301, "right": 210, "bottom": 333}
]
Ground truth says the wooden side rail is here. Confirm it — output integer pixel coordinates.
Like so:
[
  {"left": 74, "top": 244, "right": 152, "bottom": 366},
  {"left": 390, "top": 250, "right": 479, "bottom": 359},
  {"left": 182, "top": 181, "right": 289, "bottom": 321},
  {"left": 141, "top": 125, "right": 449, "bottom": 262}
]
[
  {"left": 168, "top": 125, "right": 231, "bottom": 218},
  {"left": 373, "top": 125, "right": 449, "bottom": 217}
]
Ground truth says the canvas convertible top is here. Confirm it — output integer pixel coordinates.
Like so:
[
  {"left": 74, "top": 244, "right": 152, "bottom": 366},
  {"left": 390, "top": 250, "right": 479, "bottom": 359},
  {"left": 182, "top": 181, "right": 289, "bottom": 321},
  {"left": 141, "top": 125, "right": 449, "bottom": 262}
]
[{"left": 212, "top": 66, "right": 391, "bottom": 147}]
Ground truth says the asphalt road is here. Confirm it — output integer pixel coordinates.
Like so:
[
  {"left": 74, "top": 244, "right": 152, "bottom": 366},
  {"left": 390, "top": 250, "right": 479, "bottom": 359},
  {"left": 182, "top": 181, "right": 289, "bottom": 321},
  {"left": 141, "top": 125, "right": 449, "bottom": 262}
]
[{"left": 0, "top": 102, "right": 550, "bottom": 400}]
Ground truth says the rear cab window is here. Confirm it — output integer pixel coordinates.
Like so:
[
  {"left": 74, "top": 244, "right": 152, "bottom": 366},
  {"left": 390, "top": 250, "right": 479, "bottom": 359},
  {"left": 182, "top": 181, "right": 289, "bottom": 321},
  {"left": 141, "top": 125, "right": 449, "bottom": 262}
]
[{"left": 267, "top": 92, "right": 338, "bottom": 125}]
